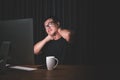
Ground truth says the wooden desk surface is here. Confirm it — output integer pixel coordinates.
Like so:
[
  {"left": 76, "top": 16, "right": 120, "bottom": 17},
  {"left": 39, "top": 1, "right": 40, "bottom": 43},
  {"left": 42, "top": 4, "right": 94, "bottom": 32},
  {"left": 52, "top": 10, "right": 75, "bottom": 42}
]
[{"left": 0, "top": 65, "right": 96, "bottom": 80}]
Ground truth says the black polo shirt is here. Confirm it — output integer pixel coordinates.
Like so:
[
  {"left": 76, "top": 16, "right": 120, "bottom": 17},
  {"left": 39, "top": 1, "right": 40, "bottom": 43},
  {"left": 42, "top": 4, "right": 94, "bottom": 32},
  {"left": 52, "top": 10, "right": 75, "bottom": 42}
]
[{"left": 42, "top": 37, "right": 70, "bottom": 64}]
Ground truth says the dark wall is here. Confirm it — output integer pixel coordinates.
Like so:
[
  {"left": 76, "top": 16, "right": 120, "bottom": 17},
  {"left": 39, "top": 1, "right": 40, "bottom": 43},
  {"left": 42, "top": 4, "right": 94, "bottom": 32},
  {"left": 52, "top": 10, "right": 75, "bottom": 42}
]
[{"left": 0, "top": 0, "right": 96, "bottom": 64}]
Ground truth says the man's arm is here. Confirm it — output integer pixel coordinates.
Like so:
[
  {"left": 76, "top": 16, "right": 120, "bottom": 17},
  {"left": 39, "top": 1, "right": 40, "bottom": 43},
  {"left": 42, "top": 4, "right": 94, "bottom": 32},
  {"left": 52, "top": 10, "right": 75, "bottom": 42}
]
[{"left": 34, "top": 35, "right": 53, "bottom": 54}]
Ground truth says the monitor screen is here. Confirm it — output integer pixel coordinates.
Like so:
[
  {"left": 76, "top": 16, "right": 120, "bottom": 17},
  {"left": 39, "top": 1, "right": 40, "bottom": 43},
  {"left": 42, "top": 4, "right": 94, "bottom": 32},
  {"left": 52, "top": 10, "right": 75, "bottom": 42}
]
[{"left": 0, "top": 18, "right": 35, "bottom": 65}]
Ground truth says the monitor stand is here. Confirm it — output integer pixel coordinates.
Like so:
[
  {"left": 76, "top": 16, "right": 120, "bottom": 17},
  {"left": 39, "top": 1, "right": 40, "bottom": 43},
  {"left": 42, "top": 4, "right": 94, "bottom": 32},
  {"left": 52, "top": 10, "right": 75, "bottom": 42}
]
[{"left": 0, "top": 41, "right": 11, "bottom": 73}]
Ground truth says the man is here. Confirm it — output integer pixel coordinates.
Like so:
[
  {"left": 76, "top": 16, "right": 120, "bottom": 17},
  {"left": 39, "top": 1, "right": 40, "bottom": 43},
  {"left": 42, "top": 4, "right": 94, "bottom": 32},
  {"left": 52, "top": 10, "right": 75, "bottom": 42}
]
[{"left": 34, "top": 17, "right": 72, "bottom": 64}]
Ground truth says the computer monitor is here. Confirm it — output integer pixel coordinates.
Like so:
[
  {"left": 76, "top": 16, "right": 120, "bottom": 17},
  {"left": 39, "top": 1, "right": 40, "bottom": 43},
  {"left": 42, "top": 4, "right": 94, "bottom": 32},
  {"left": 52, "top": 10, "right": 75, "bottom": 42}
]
[{"left": 0, "top": 18, "right": 35, "bottom": 65}]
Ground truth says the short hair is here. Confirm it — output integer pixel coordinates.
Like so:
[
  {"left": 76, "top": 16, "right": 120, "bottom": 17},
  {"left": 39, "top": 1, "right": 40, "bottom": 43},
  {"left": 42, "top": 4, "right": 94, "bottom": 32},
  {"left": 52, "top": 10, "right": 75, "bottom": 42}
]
[{"left": 44, "top": 16, "right": 60, "bottom": 24}]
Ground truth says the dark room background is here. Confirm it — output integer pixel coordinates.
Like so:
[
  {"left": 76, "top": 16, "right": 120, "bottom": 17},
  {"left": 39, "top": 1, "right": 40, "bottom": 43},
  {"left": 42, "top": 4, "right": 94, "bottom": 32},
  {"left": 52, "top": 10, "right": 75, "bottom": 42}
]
[{"left": 0, "top": 0, "right": 96, "bottom": 65}]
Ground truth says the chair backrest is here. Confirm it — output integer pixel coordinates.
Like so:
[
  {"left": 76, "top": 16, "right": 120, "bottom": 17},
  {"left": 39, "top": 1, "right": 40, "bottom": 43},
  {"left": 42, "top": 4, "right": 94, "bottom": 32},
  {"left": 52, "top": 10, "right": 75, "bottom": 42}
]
[{"left": 0, "top": 41, "right": 10, "bottom": 73}]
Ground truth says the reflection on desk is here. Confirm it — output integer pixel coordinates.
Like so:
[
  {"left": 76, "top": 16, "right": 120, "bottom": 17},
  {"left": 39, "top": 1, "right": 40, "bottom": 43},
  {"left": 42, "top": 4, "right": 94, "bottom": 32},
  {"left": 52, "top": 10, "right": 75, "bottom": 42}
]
[{"left": 0, "top": 65, "right": 96, "bottom": 80}]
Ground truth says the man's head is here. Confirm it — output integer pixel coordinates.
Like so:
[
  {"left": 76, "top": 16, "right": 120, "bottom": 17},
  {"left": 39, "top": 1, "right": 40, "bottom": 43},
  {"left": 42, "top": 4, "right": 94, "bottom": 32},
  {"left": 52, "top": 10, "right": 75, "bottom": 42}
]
[{"left": 44, "top": 17, "right": 60, "bottom": 36}]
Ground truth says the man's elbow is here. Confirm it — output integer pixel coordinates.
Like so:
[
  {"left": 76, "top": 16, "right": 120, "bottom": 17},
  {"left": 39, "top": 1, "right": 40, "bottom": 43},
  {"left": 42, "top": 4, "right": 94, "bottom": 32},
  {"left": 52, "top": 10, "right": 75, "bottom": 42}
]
[{"left": 34, "top": 46, "right": 39, "bottom": 55}]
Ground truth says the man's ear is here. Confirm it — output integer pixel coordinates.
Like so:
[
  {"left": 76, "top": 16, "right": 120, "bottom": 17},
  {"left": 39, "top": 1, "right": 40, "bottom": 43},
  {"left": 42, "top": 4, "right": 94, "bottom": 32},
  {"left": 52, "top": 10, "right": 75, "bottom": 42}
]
[{"left": 57, "top": 22, "right": 60, "bottom": 26}]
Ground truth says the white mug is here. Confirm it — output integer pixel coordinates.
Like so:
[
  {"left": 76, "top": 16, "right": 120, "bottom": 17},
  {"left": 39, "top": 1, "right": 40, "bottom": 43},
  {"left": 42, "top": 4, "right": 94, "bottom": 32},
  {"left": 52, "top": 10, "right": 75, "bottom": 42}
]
[{"left": 46, "top": 56, "right": 59, "bottom": 70}]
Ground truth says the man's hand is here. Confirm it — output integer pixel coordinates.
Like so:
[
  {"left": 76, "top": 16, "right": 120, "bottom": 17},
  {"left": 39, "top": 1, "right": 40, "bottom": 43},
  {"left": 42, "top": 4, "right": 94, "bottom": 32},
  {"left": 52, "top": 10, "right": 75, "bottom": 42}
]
[
  {"left": 45, "top": 35, "right": 54, "bottom": 42},
  {"left": 58, "top": 28, "right": 71, "bottom": 42}
]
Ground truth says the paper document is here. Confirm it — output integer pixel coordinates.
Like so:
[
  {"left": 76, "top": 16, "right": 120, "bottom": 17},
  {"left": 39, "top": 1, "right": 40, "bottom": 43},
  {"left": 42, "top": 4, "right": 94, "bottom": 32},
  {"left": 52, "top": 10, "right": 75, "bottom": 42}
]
[{"left": 9, "top": 66, "right": 37, "bottom": 71}]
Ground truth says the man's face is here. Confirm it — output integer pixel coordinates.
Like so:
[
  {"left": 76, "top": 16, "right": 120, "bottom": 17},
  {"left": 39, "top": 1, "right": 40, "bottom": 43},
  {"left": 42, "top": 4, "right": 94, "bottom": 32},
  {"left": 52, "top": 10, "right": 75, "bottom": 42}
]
[{"left": 44, "top": 18, "right": 59, "bottom": 36}]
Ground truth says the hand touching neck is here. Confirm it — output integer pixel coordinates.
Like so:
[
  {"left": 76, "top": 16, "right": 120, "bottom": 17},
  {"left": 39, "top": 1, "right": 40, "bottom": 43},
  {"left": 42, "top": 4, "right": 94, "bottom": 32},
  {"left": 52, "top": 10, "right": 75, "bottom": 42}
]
[{"left": 52, "top": 31, "right": 62, "bottom": 40}]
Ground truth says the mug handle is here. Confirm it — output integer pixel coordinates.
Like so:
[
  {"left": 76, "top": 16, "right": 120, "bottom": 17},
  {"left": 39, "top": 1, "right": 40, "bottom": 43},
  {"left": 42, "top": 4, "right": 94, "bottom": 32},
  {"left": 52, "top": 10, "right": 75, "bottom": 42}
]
[{"left": 52, "top": 57, "right": 59, "bottom": 69}]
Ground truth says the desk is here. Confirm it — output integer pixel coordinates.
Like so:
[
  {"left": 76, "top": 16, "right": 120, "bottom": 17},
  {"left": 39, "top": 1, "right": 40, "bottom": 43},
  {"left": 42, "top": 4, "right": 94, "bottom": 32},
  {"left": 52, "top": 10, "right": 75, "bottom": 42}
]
[{"left": 0, "top": 65, "right": 95, "bottom": 80}]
